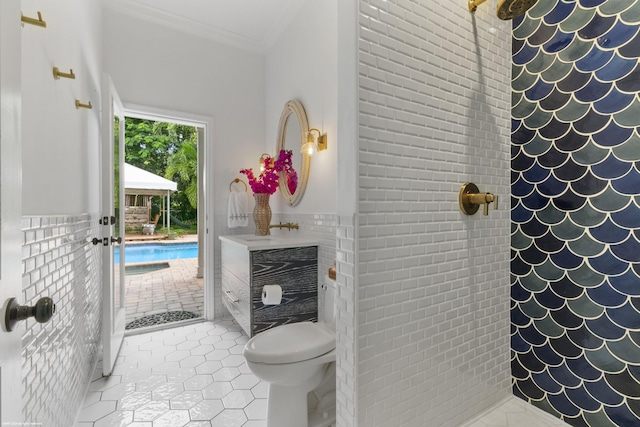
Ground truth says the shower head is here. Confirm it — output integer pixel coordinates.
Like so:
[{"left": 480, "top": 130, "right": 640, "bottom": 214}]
[
  {"left": 496, "top": 0, "right": 538, "bottom": 20},
  {"left": 468, "top": 0, "right": 538, "bottom": 20}
]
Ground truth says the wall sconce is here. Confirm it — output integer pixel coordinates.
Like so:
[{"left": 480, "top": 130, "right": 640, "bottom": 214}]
[
  {"left": 301, "top": 128, "right": 327, "bottom": 156},
  {"left": 259, "top": 153, "right": 273, "bottom": 172}
]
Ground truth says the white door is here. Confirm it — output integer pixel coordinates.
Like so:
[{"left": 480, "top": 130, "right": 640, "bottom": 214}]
[
  {"left": 101, "top": 74, "right": 126, "bottom": 376},
  {"left": 0, "top": 0, "right": 25, "bottom": 423}
]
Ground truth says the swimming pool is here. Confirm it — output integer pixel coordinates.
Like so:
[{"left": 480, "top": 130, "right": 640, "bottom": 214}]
[
  {"left": 124, "top": 262, "right": 170, "bottom": 275},
  {"left": 115, "top": 242, "right": 198, "bottom": 264}
]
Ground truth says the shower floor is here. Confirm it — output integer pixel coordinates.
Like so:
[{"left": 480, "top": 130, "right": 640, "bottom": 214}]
[{"left": 461, "top": 395, "right": 569, "bottom": 427}]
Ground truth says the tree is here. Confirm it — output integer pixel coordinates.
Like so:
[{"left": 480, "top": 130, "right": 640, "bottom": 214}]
[
  {"left": 124, "top": 118, "right": 198, "bottom": 223},
  {"left": 125, "top": 119, "right": 173, "bottom": 172},
  {"left": 165, "top": 140, "right": 198, "bottom": 209}
]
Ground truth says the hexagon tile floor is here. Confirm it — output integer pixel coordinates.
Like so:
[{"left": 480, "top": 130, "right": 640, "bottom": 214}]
[
  {"left": 73, "top": 319, "right": 568, "bottom": 427},
  {"left": 74, "top": 319, "right": 267, "bottom": 427}
]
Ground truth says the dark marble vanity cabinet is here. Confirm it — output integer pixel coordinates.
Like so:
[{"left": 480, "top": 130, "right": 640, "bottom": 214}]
[{"left": 220, "top": 235, "right": 318, "bottom": 337}]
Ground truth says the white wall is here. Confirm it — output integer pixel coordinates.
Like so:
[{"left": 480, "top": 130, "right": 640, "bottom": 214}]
[
  {"left": 265, "top": 0, "right": 338, "bottom": 215},
  {"left": 104, "top": 0, "right": 338, "bottom": 218},
  {"left": 19, "top": 1, "right": 104, "bottom": 426},
  {"left": 102, "top": 8, "right": 266, "bottom": 218},
  {"left": 22, "top": 0, "right": 103, "bottom": 215}
]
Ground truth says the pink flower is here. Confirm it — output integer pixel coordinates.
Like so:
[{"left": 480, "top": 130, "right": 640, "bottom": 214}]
[
  {"left": 240, "top": 150, "right": 295, "bottom": 195},
  {"left": 274, "top": 150, "right": 297, "bottom": 194},
  {"left": 286, "top": 171, "right": 298, "bottom": 194}
]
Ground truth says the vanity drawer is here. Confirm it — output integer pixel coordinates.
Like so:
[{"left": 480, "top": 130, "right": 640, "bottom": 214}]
[
  {"left": 221, "top": 267, "right": 251, "bottom": 336},
  {"left": 221, "top": 241, "right": 250, "bottom": 284}
]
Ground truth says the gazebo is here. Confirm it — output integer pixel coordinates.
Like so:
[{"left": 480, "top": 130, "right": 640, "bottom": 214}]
[{"left": 124, "top": 163, "right": 177, "bottom": 234}]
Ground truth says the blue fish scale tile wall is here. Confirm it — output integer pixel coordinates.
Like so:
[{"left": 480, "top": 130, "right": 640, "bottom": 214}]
[{"left": 511, "top": 0, "right": 640, "bottom": 426}]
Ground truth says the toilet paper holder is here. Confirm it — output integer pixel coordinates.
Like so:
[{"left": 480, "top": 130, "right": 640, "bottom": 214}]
[
  {"left": 261, "top": 285, "right": 284, "bottom": 295},
  {"left": 262, "top": 285, "right": 284, "bottom": 305}
]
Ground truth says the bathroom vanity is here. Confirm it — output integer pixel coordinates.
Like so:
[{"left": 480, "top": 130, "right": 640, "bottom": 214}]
[{"left": 219, "top": 234, "right": 318, "bottom": 337}]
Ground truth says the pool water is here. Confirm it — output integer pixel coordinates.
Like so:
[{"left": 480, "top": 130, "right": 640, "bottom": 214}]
[{"left": 115, "top": 242, "right": 198, "bottom": 264}]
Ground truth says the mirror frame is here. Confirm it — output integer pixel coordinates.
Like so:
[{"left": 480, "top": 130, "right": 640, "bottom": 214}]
[{"left": 276, "top": 100, "right": 310, "bottom": 207}]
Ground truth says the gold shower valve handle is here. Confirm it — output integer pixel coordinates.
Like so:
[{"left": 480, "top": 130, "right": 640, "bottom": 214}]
[
  {"left": 485, "top": 193, "right": 498, "bottom": 215},
  {"left": 459, "top": 183, "right": 498, "bottom": 216},
  {"left": 468, "top": 193, "right": 497, "bottom": 215}
]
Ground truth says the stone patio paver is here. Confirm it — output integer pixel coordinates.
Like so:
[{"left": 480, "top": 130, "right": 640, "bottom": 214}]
[{"left": 123, "top": 235, "right": 203, "bottom": 326}]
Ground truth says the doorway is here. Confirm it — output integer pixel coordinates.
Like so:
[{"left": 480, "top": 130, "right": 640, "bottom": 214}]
[{"left": 121, "top": 105, "right": 213, "bottom": 331}]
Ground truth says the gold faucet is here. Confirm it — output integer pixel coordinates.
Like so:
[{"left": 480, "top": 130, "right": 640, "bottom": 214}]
[
  {"left": 459, "top": 183, "right": 498, "bottom": 215},
  {"left": 269, "top": 222, "right": 299, "bottom": 230}
]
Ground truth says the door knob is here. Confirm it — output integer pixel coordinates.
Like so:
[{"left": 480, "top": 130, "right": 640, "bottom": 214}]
[
  {"left": 91, "top": 237, "right": 121, "bottom": 245},
  {"left": 3, "top": 297, "right": 55, "bottom": 332}
]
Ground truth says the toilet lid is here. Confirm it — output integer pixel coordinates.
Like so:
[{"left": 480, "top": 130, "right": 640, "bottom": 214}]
[{"left": 244, "top": 322, "right": 335, "bottom": 364}]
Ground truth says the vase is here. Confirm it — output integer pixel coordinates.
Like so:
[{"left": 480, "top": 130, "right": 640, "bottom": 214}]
[{"left": 253, "top": 193, "right": 272, "bottom": 236}]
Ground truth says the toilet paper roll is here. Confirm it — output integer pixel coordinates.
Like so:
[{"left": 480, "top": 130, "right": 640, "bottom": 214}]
[{"left": 261, "top": 285, "right": 283, "bottom": 305}]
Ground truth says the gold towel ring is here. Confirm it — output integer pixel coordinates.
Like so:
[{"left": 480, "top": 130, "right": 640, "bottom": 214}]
[{"left": 229, "top": 178, "right": 248, "bottom": 192}]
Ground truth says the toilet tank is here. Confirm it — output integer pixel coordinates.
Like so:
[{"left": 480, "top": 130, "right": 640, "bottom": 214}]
[{"left": 322, "top": 275, "right": 336, "bottom": 331}]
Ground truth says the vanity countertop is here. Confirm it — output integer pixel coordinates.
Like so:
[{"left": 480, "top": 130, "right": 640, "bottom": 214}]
[{"left": 219, "top": 234, "right": 319, "bottom": 251}]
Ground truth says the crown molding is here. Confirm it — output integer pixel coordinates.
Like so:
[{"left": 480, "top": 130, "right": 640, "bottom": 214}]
[
  {"left": 103, "top": 0, "right": 268, "bottom": 54},
  {"left": 263, "top": 0, "right": 307, "bottom": 51}
]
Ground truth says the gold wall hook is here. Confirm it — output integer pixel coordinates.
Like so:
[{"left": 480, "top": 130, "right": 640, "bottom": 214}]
[
  {"left": 53, "top": 67, "right": 75, "bottom": 80},
  {"left": 21, "top": 11, "right": 47, "bottom": 28},
  {"left": 75, "top": 100, "right": 92, "bottom": 110},
  {"left": 459, "top": 183, "right": 498, "bottom": 216}
]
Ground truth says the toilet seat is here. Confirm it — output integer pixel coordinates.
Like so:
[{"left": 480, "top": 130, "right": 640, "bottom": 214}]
[{"left": 244, "top": 321, "right": 335, "bottom": 364}]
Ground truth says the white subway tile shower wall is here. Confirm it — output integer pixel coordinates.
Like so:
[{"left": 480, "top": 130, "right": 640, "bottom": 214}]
[
  {"left": 336, "top": 214, "right": 358, "bottom": 426},
  {"left": 213, "top": 213, "right": 336, "bottom": 319},
  {"left": 357, "top": 0, "right": 512, "bottom": 426},
  {"left": 21, "top": 214, "right": 102, "bottom": 427}
]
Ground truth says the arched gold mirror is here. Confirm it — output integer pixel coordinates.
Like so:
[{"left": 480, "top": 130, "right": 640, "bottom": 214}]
[{"left": 276, "top": 100, "right": 310, "bottom": 206}]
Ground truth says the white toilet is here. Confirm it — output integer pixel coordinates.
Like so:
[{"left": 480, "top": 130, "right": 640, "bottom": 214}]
[{"left": 244, "top": 275, "right": 337, "bottom": 427}]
